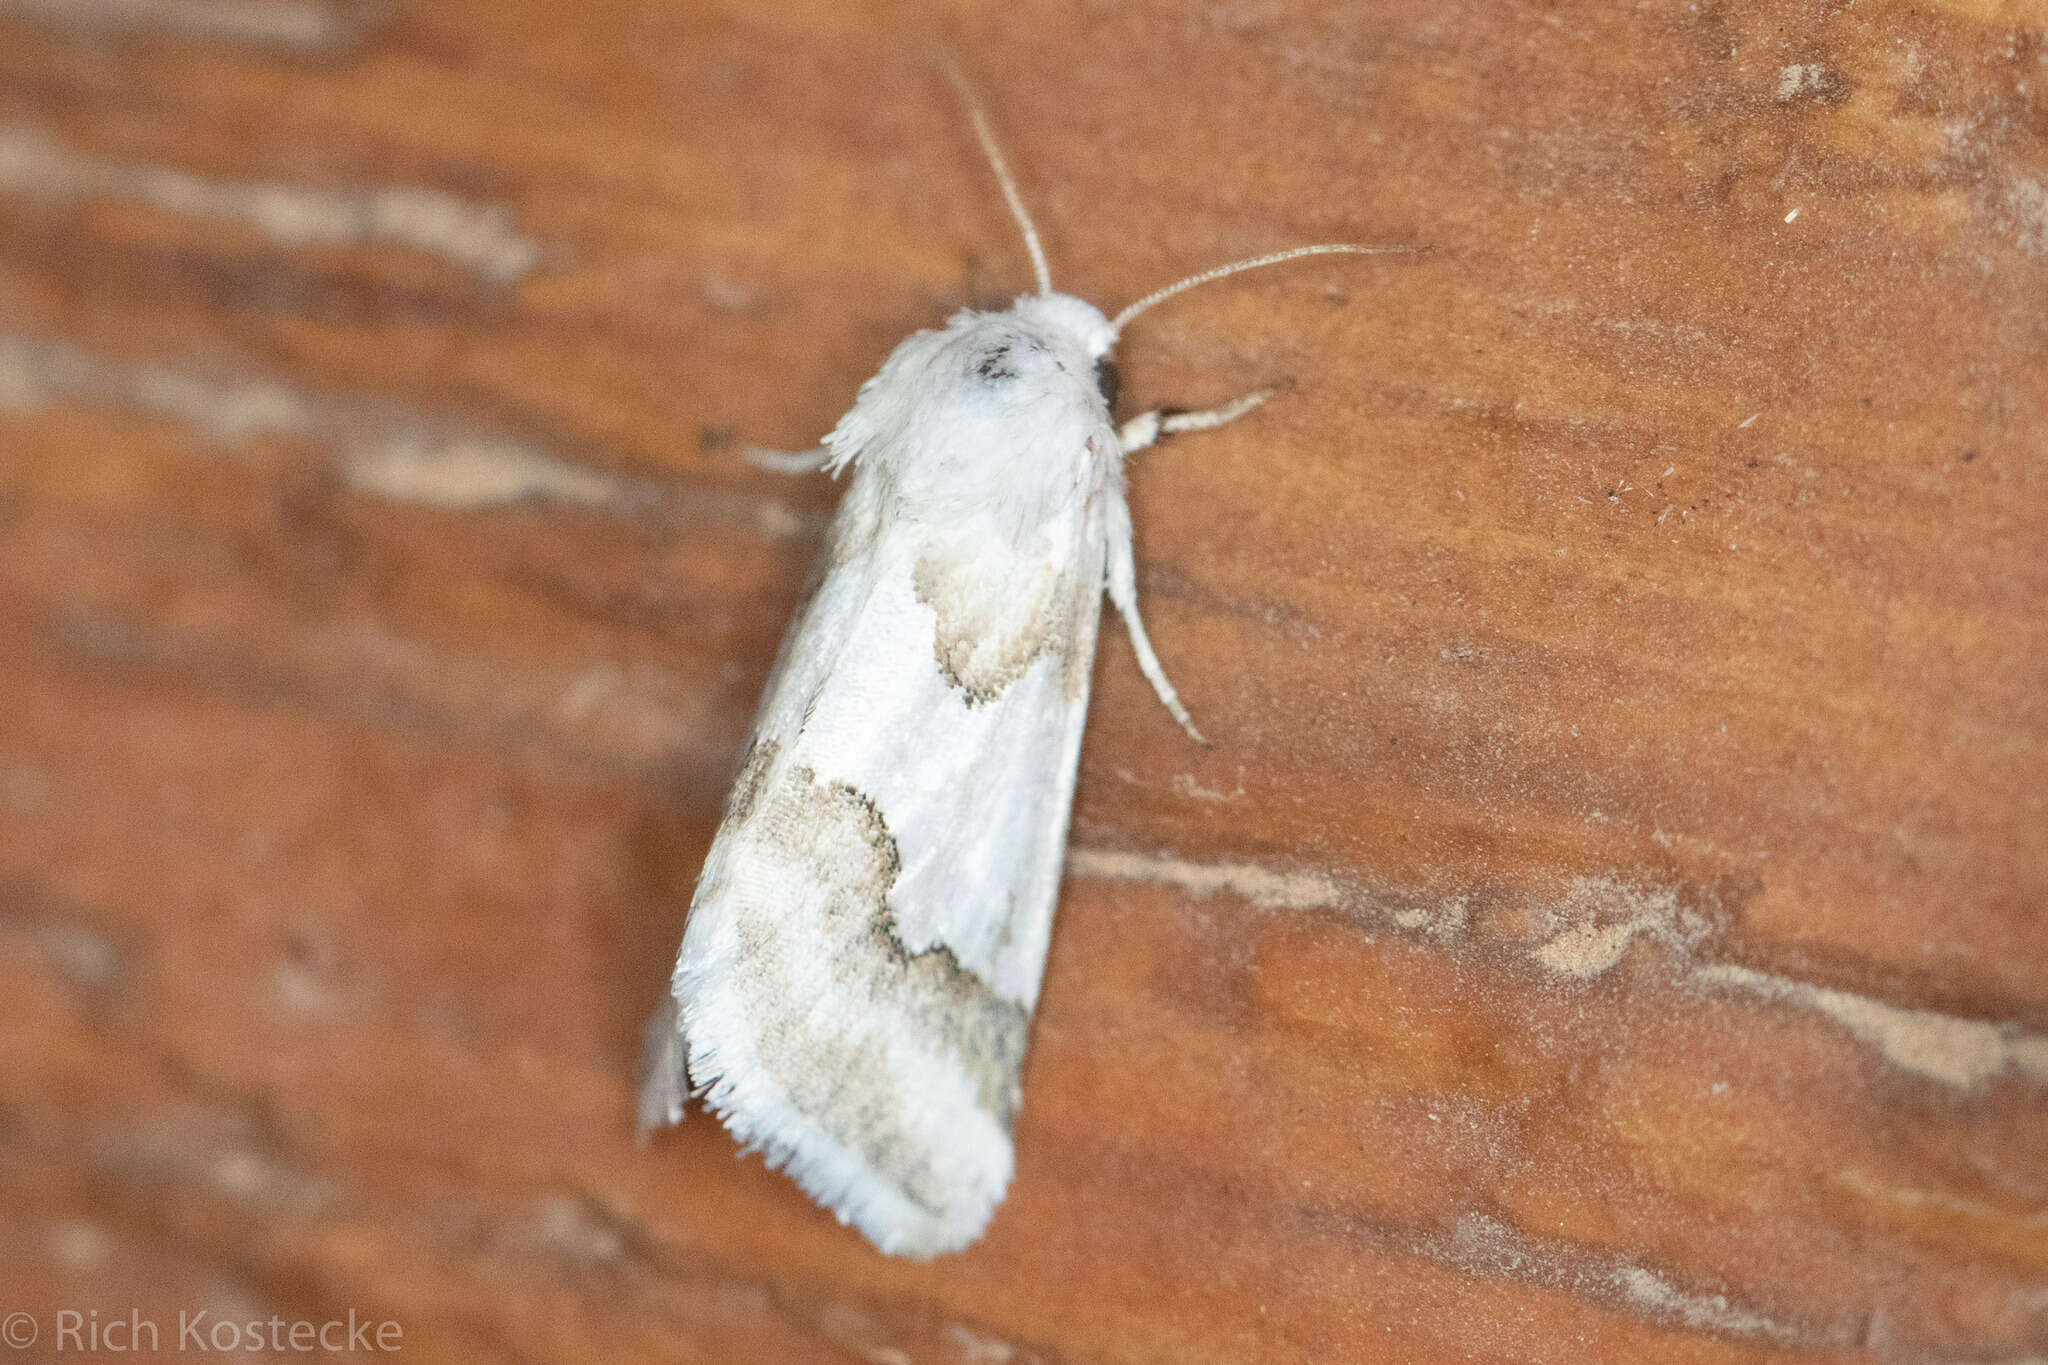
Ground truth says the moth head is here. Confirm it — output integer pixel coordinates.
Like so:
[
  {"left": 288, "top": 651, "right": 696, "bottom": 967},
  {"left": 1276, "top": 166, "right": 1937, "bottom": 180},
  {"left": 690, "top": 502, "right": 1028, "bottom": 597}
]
[
  {"left": 939, "top": 52, "right": 1409, "bottom": 425},
  {"left": 1008, "top": 292, "right": 1117, "bottom": 363},
  {"left": 1000, "top": 292, "right": 1119, "bottom": 409}
]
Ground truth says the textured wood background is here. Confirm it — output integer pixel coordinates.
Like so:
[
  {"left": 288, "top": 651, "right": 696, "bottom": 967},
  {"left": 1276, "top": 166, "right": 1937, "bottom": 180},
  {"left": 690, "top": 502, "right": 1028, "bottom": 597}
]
[{"left": 1, "top": 1, "right": 2043, "bottom": 1361}]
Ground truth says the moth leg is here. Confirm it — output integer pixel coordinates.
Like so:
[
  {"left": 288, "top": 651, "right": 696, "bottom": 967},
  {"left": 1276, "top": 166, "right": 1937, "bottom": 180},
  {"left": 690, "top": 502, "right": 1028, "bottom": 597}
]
[
  {"left": 742, "top": 445, "right": 834, "bottom": 475},
  {"left": 1116, "top": 390, "right": 1272, "bottom": 455},
  {"left": 1106, "top": 490, "right": 1208, "bottom": 744},
  {"left": 636, "top": 992, "right": 688, "bottom": 1141},
  {"left": 1106, "top": 391, "right": 1268, "bottom": 741}
]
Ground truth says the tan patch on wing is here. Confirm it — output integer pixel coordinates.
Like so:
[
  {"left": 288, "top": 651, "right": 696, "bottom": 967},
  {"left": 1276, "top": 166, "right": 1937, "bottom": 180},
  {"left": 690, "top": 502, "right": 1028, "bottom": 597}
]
[
  {"left": 722, "top": 736, "right": 779, "bottom": 824},
  {"left": 827, "top": 474, "right": 889, "bottom": 570},
  {"left": 1060, "top": 547, "right": 1105, "bottom": 701},
  {"left": 705, "top": 765, "right": 1027, "bottom": 1214},
  {"left": 913, "top": 553, "right": 1074, "bottom": 706}
]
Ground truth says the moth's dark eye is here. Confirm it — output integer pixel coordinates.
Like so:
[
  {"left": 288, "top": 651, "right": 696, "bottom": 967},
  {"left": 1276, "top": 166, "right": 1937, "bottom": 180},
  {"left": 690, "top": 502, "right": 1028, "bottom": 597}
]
[
  {"left": 1093, "top": 356, "right": 1119, "bottom": 409},
  {"left": 973, "top": 342, "right": 1019, "bottom": 384}
]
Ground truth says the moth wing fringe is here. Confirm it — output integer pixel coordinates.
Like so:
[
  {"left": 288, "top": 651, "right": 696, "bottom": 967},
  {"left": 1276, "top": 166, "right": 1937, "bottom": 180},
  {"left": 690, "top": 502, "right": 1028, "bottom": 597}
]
[{"left": 670, "top": 971, "right": 1009, "bottom": 1260}]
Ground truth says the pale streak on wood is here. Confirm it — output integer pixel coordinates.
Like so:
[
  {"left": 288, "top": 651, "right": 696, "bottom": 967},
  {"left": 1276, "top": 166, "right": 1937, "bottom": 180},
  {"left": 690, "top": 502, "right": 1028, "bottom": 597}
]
[
  {"left": 2008, "top": 177, "right": 2048, "bottom": 256},
  {"left": 1612, "top": 1265, "right": 1791, "bottom": 1341},
  {"left": 0, "top": 899, "right": 122, "bottom": 991},
  {"left": 0, "top": 125, "right": 540, "bottom": 285},
  {"left": 1428, "top": 1211, "right": 1818, "bottom": 1347},
  {"left": 0, "top": 331, "right": 628, "bottom": 508},
  {"left": 341, "top": 440, "right": 639, "bottom": 511},
  {"left": 815, "top": 1305, "right": 915, "bottom": 1365},
  {"left": 90, "top": 1108, "right": 334, "bottom": 1217},
  {"left": 938, "top": 1323, "right": 1021, "bottom": 1364},
  {"left": 1830, "top": 1168, "right": 2048, "bottom": 1263},
  {"left": 0, "top": 332, "right": 815, "bottom": 538},
  {"left": 1069, "top": 846, "right": 2046, "bottom": 1092},
  {"left": 0, "top": 0, "right": 359, "bottom": 50},
  {"left": 0, "top": 333, "right": 313, "bottom": 439},
  {"left": 54, "top": 611, "right": 726, "bottom": 782},
  {"left": 1065, "top": 845, "right": 1347, "bottom": 912},
  {"left": 517, "top": 1194, "right": 627, "bottom": 1266},
  {"left": 1527, "top": 874, "right": 1710, "bottom": 977},
  {"left": 1694, "top": 963, "right": 2048, "bottom": 1090}
]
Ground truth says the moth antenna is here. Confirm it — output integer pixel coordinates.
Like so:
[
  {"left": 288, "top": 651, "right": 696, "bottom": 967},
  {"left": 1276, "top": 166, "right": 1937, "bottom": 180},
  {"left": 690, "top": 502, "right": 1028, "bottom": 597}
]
[
  {"left": 1111, "top": 243, "right": 1416, "bottom": 331},
  {"left": 935, "top": 47, "right": 1053, "bottom": 296}
]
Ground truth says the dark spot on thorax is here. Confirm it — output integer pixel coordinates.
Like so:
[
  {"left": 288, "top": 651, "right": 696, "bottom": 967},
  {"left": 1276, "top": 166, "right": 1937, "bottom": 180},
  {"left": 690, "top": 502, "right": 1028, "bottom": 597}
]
[{"left": 975, "top": 342, "right": 1018, "bottom": 383}]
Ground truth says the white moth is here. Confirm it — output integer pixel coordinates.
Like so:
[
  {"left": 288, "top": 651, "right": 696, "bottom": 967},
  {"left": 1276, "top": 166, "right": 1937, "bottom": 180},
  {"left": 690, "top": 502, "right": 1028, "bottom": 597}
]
[{"left": 641, "top": 61, "right": 1402, "bottom": 1258}]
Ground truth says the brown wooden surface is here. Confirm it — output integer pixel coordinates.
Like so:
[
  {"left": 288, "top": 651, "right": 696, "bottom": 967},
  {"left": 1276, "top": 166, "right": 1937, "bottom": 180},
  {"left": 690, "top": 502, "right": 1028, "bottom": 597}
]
[{"left": 1, "top": 1, "right": 2043, "bottom": 1361}]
